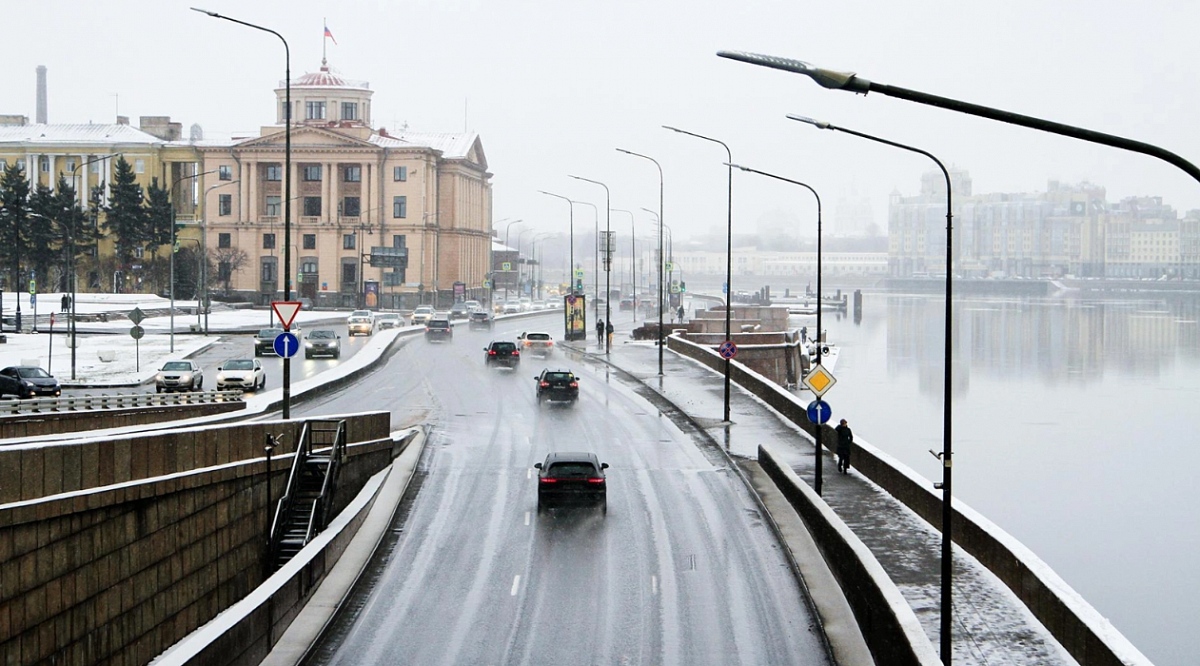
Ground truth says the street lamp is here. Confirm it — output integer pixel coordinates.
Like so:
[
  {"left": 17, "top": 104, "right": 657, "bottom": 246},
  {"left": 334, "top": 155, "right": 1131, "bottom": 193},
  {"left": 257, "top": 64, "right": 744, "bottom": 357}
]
[
  {"left": 728, "top": 162, "right": 826, "bottom": 494},
  {"left": 70, "top": 153, "right": 120, "bottom": 379},
  {"left": 617, "top": 148, "right": 665, "bottom": 375},
  {"left": 790, "top": 113, "right": 955, "bottom": 661},
  {"left": 530, "top": 233, "right": 553, "bottom": 299},
  {"left": 573, "top": 200, "right": 599, "bottom": 307},
  {"left": 193, "top": 6, "right": 295, "bottom": 419},
  {"left": 611, "top": 209, "right": 636, "bottom": 322},
  {"left": 516, "top": 228, "right": 536, "bottom": 298},
  {"left": 201, "top": 180, "right": 238, "bottom": 334},
  {"left": 170, "top": 169, "right": 217, "bottom": 353},
  {"left": 568, "top": 175, "right": 611, "bottom": 355},
  {"left": 663, "top": 125, "right": 734, "bottom": 421},
  {"left": 538, "top": 192, "right": 577, "bottom": 297}
]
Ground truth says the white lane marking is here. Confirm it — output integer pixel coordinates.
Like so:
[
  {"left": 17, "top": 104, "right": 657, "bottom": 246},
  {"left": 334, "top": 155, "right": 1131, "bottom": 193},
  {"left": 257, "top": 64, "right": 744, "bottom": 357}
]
[
  {"left": 527, "top": 468, "right": 532, "bottom": 479},
  {"left": 524, "top": 511, "right": 530, "bottom": 526},
  {"left": 651, "top": 575, "right": 658, "bottom": 596},
  {"left": 524, "top": 435, "right": 532, "bottom": 447},
  {"left": 511, "top": 575, "right": 521, "bottom": 596}
]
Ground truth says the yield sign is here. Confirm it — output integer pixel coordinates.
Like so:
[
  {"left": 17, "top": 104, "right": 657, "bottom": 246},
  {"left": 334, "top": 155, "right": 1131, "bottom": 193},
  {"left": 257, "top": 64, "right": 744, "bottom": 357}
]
[{"left": 271, "top": 301, "right": 303, "bottom": 330}]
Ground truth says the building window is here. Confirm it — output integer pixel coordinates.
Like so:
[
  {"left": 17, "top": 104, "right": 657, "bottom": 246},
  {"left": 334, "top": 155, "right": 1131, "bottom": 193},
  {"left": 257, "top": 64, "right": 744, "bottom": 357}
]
[
  {"left": 394, "top": 166, "right": 407, "bottom": 182},
  {"left": 342, "top": 261, "right": 357, "bottom": 284},
  {"left": 135, "top": 159, "right": 145, "bottom": 174},
  {"left": 342, "top": 102, "right": 358, "bottom": 121},
  {"left": 40, "top": 157, "right": 49, "bottom": 172},
  {"left": 219, "top": 165, "right": 232, "bottom": 181},
  {"left": 89, "top": 160, "right": 99, "bottom": 174},
  {"left": 393, "top": 195, "right": 407, "bottom": 219},
  {"left": 306, "top": 101, "right": 326, "bottom": 120},
  {"left": 218, "top": 233, "right": 231, "bottom": 249},
  {"left": 65, "top": 159, "right": 76, "bottom": 172},
  {"left": 301, "top": 259, "right": 318, "bottom": 274},
  {"left": 263, "top": 233, "right": 276, "bottom": 249},
  {"left": 343, "top": 234, "right": 356, "bottom": 250},
  {"left": 303, "top": 234, "right": 316, "bottom": 250},
  {"left": 343, "top": 165, "right": 361, "bottom": 182},
  {"left": 261, "top": 257, "right": 278, "bottom": 282},
  {"left": 393, "top": 234, "right": 406, "bottom": 249},
  {"left": 133, "top": 246, "right": 144, "bottom": 259},
  {"left": 303, "top": 165, "right": 322, "bottom": 181},
  {"left": 266, "top": 164, "right": 282, "bottom": 181},
  {"left": 304, "top": 196, "right": 322, "bottom": 217},
  {"left": 343, "top": 196, "right": 361, "bottom": 217},
  {"left": 265, "top": 195, "right": 281, "bottom": 216},
  {"left": 17, "top": 159, "right": 26, "bottom": 171},
  {"left": 218, "top": 194, "right": 232, "bottom": 216}
]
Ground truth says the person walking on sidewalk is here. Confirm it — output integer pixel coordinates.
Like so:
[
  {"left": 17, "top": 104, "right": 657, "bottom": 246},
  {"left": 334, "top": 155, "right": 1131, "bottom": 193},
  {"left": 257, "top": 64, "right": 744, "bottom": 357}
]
[
  {"left": 596, "top": 319, "right": 605, "bottom": 347},
  {"left": 677, "top": 304, "right": 685, "bottom": 323},
  {"left": 835, "top": 419, "right": 853, "bottom": 473},
  {"left": 606, "top": 320, "right": 615, "bottom": 350}
]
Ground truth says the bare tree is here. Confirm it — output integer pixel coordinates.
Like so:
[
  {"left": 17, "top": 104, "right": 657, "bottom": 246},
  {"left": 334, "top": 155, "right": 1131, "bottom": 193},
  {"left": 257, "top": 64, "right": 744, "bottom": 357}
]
[{"left": 209, "top": 247, "right": 248, "bottom": 296}]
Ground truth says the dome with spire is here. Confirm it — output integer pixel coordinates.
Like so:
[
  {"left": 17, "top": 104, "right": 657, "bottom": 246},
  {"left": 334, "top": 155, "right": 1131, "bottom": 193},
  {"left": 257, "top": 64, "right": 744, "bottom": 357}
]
[{"left": 274, "top": 62, "right": 373, "bottom": 128}]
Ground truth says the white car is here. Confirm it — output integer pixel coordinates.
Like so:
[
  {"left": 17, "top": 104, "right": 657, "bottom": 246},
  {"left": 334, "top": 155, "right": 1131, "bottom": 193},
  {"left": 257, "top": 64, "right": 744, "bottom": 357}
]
[
  {"left": 347, "top": 310, "right": 375, "bottom": 336},
  {"left": 410, "top": 305, "right": 435, "bottom": 326},
  {"left": 531, "top": 300, "right": 547, "bottom": 310},
  {"left": 502, "top": 301, "right": 521, "bottom": 314},
  {"left": 216, "top": 359, "right": 266, "bottom": 391},
  {"left": 519, "top": 297, "right": 533, "bottom": 312}
]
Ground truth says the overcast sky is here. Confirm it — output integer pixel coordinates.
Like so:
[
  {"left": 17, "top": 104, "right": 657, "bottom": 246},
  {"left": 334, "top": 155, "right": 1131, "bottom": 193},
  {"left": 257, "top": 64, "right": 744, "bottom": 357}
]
[{"left": 5, "top": 0, "right": 1200, "bottom": 244}]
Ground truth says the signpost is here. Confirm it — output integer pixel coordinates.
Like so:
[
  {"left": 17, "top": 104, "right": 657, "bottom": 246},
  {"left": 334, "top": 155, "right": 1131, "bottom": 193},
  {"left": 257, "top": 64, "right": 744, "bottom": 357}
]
[
  {"left": 130, "top": 324, "right": 145, "bottom": 372},
  {"left": 271, "top": 301, "right": 302, "bottom": 418},
  {"left": 718, "top": 340, "right": 738, "bottom": 359},
  {"left": 806, "top": 399, "right": 832, "bottom": 425}
]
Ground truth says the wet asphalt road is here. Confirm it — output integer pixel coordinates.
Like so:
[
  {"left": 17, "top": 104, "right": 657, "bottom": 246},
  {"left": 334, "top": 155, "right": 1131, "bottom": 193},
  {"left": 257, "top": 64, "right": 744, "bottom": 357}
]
[{"left": 294, "top": 312, "right": 833, "bottom": 665}]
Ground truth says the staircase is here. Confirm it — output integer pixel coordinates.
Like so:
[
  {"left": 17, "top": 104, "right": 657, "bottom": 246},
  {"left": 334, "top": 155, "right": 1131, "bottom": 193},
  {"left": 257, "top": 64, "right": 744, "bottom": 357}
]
[{"left": 269, "top": 420, "right": 347, "bottom": 570}]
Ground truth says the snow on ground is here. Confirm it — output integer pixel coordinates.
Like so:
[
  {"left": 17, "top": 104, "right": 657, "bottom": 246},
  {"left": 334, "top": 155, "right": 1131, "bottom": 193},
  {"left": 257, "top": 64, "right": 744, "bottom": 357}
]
[
  {"left": 0, "top": 331, "right": 217, "bottom": 386},
  {"left": 0, "top": 291, "right": 199, "bottom": 316},
  {"left": 82, "top": 308, "right": 354, "bottom": 333}
]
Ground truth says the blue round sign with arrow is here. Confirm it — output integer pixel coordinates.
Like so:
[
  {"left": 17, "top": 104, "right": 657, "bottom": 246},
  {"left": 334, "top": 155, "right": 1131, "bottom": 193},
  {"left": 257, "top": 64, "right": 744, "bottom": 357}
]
[
  {"left": 273, "top": 332, "right": 300, "bottom": 358},
  {"left": 806, "top": 399, "right": 832, "bottom": 425}
]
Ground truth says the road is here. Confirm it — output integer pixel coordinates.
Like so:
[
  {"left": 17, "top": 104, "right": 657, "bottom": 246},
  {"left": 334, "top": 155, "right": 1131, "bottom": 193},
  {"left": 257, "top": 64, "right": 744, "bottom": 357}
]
[{"left": 295, "top": 311, "right": 834, "bottom": 665}]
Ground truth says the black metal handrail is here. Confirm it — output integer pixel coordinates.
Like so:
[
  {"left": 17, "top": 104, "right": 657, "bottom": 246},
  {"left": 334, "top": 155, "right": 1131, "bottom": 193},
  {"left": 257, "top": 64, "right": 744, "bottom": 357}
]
[
  {"left": 304, "top": 420, "right": 347, "bottom": 543},
  {"left": 268, "top": 421, "right": 310, "bottom": 560}
]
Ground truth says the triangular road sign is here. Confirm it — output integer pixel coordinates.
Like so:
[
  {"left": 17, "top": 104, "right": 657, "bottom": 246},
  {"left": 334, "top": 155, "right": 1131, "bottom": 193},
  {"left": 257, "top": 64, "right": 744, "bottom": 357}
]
[{"left": 271, "top": 301, "right": 303, "bottom": 330}]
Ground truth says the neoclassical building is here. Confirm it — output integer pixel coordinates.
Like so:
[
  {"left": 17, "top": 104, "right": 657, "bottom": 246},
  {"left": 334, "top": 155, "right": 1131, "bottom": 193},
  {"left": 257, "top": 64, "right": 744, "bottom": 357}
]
[{"left": 198, "top": 61, "right": 493, "bottom": 309}]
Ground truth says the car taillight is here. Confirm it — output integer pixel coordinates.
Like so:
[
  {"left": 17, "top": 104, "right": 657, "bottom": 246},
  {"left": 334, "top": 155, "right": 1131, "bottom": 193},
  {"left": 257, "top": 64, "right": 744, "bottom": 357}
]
[
  {"left": 540, "top": 381, "right": 549, "bottom": 387},
  {"left": 547, "top": 341, "right": 554, "bottom": 346},
  {"left": 426, "top": 327, "right": 430, "bottom": 332},
  {"left": 569, "top": 381, "right": 578, "bottom": 388},
  {"left": 587, "top": 478, "right": 605, "bottom": 484},
  {"left": 540, "top": 478, "right": 558, "bottom": 484},
  {"left": 524, "top": 341, "right": 531, "bottom": 346},
  {"left": 489, "top": 350, "right": 497, "bottom": 355},
  {"left": 512, "top": 350, "right": 520, "bottom": 355}
]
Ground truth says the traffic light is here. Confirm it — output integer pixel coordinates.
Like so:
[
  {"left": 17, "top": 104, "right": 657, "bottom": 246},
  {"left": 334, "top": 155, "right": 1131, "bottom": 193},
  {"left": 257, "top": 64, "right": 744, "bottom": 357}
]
[{"left": 680, "top": 280, "right": 687, "bottom": 293}]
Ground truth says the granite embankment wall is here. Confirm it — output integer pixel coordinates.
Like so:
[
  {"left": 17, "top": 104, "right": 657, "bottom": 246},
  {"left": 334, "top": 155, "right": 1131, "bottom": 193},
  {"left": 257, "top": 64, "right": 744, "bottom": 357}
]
[
  {"left": 0, "top": 411, "right": 394, "bottom": 666},
  {"left": 0, "top": 401, "right": 245, "bottom": 440}
]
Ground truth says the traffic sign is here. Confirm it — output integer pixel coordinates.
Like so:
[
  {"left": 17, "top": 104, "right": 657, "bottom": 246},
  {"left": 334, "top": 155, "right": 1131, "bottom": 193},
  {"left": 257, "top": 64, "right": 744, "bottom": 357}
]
[
  {"left": 806, "top": 400, "right": 832, "bottom": 425},
  {"left": 271, "top": 301, "right": 303, "bottom": 330},
  {"left": 502, "top": 261, "right": 513, "bottom": 271},
  {"left": 803, "top": 365, "right": 837, "bottom": 398},
  {"left": 129, "top": 307, "right": 146, "bottom": 325},
  {"left": 273, "top": 332, "right": 300, "bottom": 358},
  {"left": 484, "top": 279, "right": 492, "bottom": 288},
  {"left": 722, "top": 282, "right": 728, "bottom": 294},
  {"left": 28, "top": 279, "right": 36, "bottom": 295},
  {"left": 129, "top": 325, "right": 145, "bottom": 340},
  {"left": 574, "top": 269, "right": 584, "bottom": 279},
  {"left": 718, "top": 340, "right": 738, "bottom": 359},
  {"left": 567, "top": 295, "right": 577, "bottom": 305}
]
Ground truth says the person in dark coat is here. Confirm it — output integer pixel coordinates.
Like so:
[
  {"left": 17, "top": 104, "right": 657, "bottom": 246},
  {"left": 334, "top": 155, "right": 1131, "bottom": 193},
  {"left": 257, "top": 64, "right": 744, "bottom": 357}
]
[
  {"left": 596, "top": 318, "right": 605, "bottom": 346},
  {"left": 835, "top": 418, "right": 853, "bottom": 474}
]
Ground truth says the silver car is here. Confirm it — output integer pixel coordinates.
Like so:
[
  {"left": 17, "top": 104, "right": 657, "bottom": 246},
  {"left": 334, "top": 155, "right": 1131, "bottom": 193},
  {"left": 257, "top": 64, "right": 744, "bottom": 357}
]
[{"left": 155, "top": 360, "right": 203, "bottom": 393}]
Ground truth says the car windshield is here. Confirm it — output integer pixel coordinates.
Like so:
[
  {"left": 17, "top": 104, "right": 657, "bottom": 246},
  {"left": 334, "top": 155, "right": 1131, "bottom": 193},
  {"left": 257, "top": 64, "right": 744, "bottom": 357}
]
[
  {"left": 309, "top": 330, "right": 335, "bottom": 339},
  {"left": 452, "top": 303, "right": 468, "bottom": 310},
  {"left": 223, "top": 361, "right": 254, "bottom": 371},
  {"left": 162, "top": 362, "right": 192, "bottom": 371},
  {"left": 470, "top": 311, "right": 488, "bottom": 318},
  {"left": 429, "top": 320, "right": 450, "bottom": 327},
  {"left": 547, "top": 462, "right": 596, "bottom": 478},
  {"left": 545, "top": 372, "right": 573, "bottom": 382},
  {"left": 527, "top": 333, "right": 551, "bottom": 341},
  {"left": 351, "top": 310, "right": 370, "bottom": 317},
  {"left": 258, "top": 329, "right": 282, "bottom": 337},
  {"left": 379, "top": 314, "right": 399, "bottom": 320},
  {"left": 414, "top": 307, "right": 433, "bottom": 313},
  {"left": 491, "top": 343, "right": 515, "bottom": 352},
  {"left": 16, "top": 367, "right": 50, "bottom": 378}
]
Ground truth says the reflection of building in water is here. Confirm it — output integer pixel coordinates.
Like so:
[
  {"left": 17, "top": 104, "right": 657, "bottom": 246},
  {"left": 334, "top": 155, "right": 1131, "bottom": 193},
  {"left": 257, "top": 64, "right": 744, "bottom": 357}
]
[
  {"left": 885, "top": 294, "right": 1193, "bottom": 395},
  {"left": 889, "top": 173, "right": 1200, "bottom": 280}
]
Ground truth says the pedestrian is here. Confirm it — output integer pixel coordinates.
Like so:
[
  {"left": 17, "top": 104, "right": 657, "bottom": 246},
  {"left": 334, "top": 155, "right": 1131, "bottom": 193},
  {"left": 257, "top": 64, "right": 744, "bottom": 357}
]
[
  {"left": 606, "top": 320, "right": 614, "bottom": 349},
  {"left": 835, "top": 419, "right": 853, "bottom": 474},
  {"left": 596, "top": 318, "right": 605, "bottom": 347},
  {"left": 677, "top": 304, "right": 685, "bottom": 323},
  {"left": 61, "top": 294, "right": 70, "bottom": 312}
]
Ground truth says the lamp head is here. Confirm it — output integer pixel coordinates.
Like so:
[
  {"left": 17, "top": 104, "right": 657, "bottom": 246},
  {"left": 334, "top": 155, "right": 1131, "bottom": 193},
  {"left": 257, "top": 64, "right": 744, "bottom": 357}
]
[
  {"left": 724, "top": 162, "right": 752, "bottom": 173},
  {"left": 190, "top": 7, "right": 219, "bottom": 17},
  {"left": 787, "top": 114, "right": 832, "bottom": 130},
  {"left": 716, "top": 50, "right": 868, "bottom": 92}
]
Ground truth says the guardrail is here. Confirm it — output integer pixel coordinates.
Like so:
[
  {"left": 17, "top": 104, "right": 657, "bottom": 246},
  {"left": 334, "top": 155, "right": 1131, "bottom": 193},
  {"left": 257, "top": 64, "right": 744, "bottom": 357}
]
[{"left": 0, "top": 390, "right": 244, "bottom": 415}]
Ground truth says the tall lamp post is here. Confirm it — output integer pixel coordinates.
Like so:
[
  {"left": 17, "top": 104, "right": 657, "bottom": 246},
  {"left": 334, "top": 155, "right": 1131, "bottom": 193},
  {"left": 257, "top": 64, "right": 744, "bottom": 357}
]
[
  {"left": 537, "top": 191, "right": 576, "bottom": 295},
  {"left": 573, "top": 200, "right": 599, "bottom": 306},
  {"left": 664, "top": 125, "right": 733, "bottom": 421},
  {"left": 170, "top": 169, "right": 216, "bottom": 353},
  {"left": 502, "top": 219, "right": 524, "bottom": 302},
  {"left": 70, "top": 153, "right": 120, "bottom": 379},
  {"left": 792, "top": 114, "right": 955, "bottom": 660},
  {"left": 728, "top": 162, "right": 826, "bottom": 494},
  {"left": 194, "top": 6, "right": 294, "bottom": 419},
  {"left": 568, "top": 176, "right": 611, "bottom": 354},
  {"left": 516, "top": 228, "right": 536, "bottom": 298},
  {"left": 610, "top": 209, "right": 636, "bottom": 322},
  {"left": 617, "top": 148, "right": 664, "bottom": 374}
]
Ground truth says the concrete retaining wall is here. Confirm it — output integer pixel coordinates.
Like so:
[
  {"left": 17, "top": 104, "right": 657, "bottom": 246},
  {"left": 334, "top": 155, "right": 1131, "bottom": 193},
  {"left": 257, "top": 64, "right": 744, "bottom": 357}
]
[
  {"left": 666, "top": 333, "right": 1151, "bottom": 666},
  {"left": 0, "top": 402, "right": 244, "bottom": 440},
  {"left": 0, "top": 412, "right": 395, "bottom": 666}
]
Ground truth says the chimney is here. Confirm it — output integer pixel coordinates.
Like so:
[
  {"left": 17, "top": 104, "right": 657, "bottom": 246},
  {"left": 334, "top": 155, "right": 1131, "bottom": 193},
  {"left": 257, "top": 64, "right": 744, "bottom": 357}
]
[
  {"left": 35, "top": 66, "right": 47, "bottom": 124},
  {"left": 116, "top": 116, "right": 129, "bottom": 125}
]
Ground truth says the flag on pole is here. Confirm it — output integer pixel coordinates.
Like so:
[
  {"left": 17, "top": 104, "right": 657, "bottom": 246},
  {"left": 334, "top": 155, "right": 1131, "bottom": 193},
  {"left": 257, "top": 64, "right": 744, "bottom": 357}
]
[{"left": 324, "top": 24, "right": 337, "bottom": 45}]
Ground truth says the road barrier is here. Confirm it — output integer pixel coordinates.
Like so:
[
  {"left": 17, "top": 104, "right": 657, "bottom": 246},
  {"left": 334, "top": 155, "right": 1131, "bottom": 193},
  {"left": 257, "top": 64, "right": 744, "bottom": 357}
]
[{"left": 0, "top": 390, "right": 243, "bottom": 415}]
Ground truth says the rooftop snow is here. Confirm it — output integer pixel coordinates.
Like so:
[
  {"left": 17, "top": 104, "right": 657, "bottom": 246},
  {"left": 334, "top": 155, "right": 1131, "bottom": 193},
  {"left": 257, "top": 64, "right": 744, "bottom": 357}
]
[{"left": 0, "top": 123, "right": 166, "bottom": 146}]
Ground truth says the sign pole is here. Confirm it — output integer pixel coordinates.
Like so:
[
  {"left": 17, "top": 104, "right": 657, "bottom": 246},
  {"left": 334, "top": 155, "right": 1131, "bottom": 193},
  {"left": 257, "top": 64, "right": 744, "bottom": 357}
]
[
  {"left": 272, "top": 301, "right": 303, "bottom": 419},
  {"left": 47, "top": 314, "right": 54, "bottom": 374}
]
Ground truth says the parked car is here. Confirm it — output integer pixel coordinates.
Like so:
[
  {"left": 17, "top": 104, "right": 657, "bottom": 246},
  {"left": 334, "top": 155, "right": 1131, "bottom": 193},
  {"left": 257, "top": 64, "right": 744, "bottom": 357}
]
[
  {"left": 516, "top": 331, "right": 554, "bottom": 357},
  {"left": 425, "top": 318, "right": 453, "bottom": 342},
  {"left": 534, "top": 369, "right": 579, "bottom": 404},
  {"left": 155, "top": 360, "right": 203, "bottom": 393},
  {"left": 410, "top": 305, "right": 435, "bottom": 326},
  {"left": 534, "top": 452, "right": 608, "bottom": 512},
  {"left": 347, "top": 311, "right": 375, "bottom": 336},
  {"left": 298, "top": 297, "right": 314, "bottom": 311},
  {"left": 0, "top": 366, "right": 61, "bottom": 399},
  {"left": 449, "top": 302, "right": 472, "bottom": 320},
  {"left": 376, "top": 313, "right": 402, "bottom": 330},
  {"left": 304, "top": 330, "right": 341, "bottom": 359},
  {"left": 484, "top": 340, "right": 520, "bottom": 368},
  {"left": 255, "top": 328, "right": 284, "bottom": 356},
  {"left": 216, "top": 359, "right": 266, "bottom": 391},
  {"left": 468, "top": 309, "right": 494, "bottom": 330}
]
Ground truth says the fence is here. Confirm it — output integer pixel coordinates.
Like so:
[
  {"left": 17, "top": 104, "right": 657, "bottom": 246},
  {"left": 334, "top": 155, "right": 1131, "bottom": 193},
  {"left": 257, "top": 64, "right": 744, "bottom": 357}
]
[{"left": 0, "top": 389, "right": 243, "bottom": 415}]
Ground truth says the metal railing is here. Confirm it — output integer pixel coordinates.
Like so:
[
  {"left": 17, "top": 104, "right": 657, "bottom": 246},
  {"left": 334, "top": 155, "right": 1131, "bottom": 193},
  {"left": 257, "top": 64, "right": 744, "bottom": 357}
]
[{"left": 0, "top": 390, "right": 244, "bottom": 415}]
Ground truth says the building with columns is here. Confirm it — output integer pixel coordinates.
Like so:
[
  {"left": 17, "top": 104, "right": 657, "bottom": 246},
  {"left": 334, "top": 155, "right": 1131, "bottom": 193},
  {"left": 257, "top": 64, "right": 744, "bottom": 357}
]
[{"left": 197, "top": 62, "right": 493, "bottom": 309}]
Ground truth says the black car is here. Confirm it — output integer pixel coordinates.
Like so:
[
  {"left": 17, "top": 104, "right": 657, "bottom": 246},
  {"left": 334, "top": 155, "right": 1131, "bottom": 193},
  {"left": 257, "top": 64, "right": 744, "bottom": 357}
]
[
  {"left": 0, "top": 366, "right": 61, "bottom": 398},
  {"left": 255, "top": 328, "right": 284, "bottom": 356},
  {"left": 535, "top": 369, "right": 579, "bottom": 403},
  {"left": 449, "top": 302, "right": 472, "bottom": 320},
  {"left": 304, "top": 329, "right": 341, "bottom": 358},
  {"left": 484, "top": 341, "right": 520, "bottom": 368},
  {"left": 425, "top": 318, "right": 453, "bottom": 342},
  {"left": 468, "top": 309, "right": 494, "bottom": 330},
  {"left": 534, "top": 452, "right": 608, "bottom": 512}
]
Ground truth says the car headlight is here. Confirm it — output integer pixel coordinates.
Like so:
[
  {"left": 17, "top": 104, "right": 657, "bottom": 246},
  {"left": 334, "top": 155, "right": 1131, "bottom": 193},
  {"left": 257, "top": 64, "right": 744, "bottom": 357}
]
[
  {"left": 305, "top": 341, "right": 313, "bottom": 347},
  {"left": 217, "top": 373, "right": 225, "bottom": 382}
]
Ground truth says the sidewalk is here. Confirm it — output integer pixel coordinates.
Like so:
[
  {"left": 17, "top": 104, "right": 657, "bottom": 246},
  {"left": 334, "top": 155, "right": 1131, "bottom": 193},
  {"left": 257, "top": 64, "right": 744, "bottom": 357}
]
[{"left": 565, "top": 336, "right": 1076, "bottom": 666}]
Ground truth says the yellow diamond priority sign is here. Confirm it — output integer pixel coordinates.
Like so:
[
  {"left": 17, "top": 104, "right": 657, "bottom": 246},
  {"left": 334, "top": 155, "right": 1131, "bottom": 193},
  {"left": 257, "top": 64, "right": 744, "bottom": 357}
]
[{"left": 803, "top": 365, "right": 837, "bottom": 398}]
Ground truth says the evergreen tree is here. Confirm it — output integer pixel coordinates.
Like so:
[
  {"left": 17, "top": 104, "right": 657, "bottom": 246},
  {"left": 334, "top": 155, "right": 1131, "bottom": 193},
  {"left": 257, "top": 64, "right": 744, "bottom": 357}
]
[
  {"left": 52, "top": 177, "right": 93, "bottom": 292},
  {"left": 103, "top": 156, "right": 147, "bottom": 267},
  {"left": 144, "top": 177, "right": 172, "bottom": 253},
  {"left": 0, "top": 162, "right": 30, "bottom": 293},
  {"left": 26, "top": 182, "right": 58, "bottom": 287}
]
